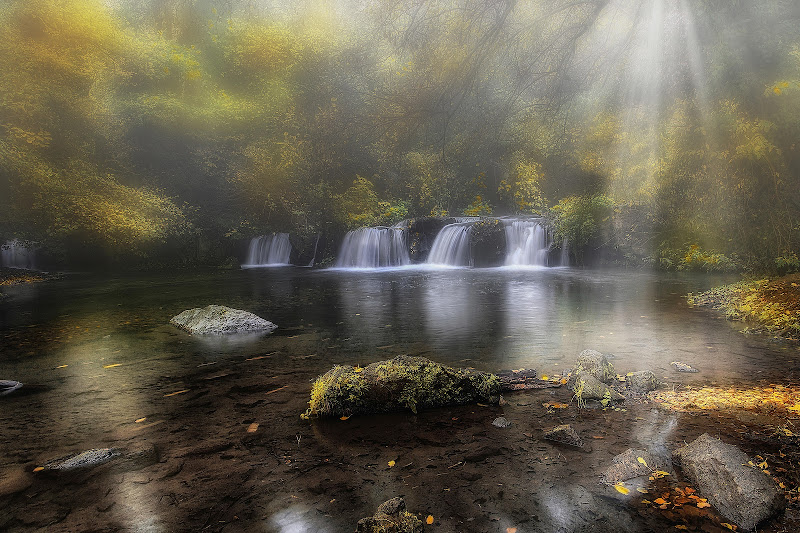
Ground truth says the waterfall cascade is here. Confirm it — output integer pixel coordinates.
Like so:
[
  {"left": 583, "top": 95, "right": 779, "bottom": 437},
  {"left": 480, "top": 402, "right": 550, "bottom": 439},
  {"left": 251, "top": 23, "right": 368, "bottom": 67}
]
[
  {"left": 502, "top": 218, "right": 568, "bottom": 267},
  {"left": 1, "top": 240, "right": 37, "bottom": 270},
  {"left": 335, "top": 227, "right": 410, "bottom": 268},
  {"left": 427, "top": 223, "right": 473, "bottom": 266},
  {"left": 244, "top": 234, "right": 292, "bottom": 266}
]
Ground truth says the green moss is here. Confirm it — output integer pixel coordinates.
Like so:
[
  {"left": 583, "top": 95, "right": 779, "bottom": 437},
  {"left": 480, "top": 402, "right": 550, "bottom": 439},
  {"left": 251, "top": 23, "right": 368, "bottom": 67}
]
[
  {"left": 688, "top": 275, "right": 800, "bottom": 339},
  {"left": 302, "top": 355, "right": 501, "bottom": 418}
]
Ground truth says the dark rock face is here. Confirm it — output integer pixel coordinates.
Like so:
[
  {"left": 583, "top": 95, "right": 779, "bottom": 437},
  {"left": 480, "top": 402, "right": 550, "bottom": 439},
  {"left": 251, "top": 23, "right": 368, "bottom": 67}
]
[
  {"left": 673, "top": 433, "right": 784, "bottom": 530},
  {"left": 576, "top": 349, "right": 615, "bottom": 383},
  {"left": 405, "top": 217, "right": 456, "bottom": 262},
  {"left": 625, "top": 371, "right": 660, "bottom": 393},
  {"left": 289, "top": 232, "right": 323, "bottom": 266},
  {"left": 170, "top": 305, "right": 277, "bottom": 335},
  {"left": 356, "top": 497, "right": 423, "bottom": 533},
  {"left": 602, "top": 448, "right": 666, "bottom": 484},
  {"left": 469, "top": 219, "right": 506, "bottom": 267}
]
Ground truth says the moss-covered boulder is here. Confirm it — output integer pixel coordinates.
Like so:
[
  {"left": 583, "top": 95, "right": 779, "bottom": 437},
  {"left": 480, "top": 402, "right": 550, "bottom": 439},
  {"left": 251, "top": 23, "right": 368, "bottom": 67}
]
[
  {"left": 470, "top": 218, "right": 506, "bottom": 267},
  {"left": 302, "top": 355, "right": 501, "bottom": 418},
  {"left": 356, "top": 497, "right": 423, "bottom": 533},
  {"left": 575, "top": 349, "right": 615, "bottom": 383},
  {"left": 571, "top": 371, "right": 624, "bottom": 402}
]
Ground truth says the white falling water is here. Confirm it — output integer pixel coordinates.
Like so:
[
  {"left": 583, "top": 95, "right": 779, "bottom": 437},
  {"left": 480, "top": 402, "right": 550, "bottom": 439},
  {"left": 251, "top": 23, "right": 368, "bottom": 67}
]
[
  {"left": 427, "top": 223, "right": 473, "bottom": 266},
  {"left": 1, "top": 240, "right": 37, "bottom": 270},
  {"left": 559, "top": 239, "right": 570, "bottom": 267},
  {"left": 504, "top": 219, "right": 551, "bottom": 267},
  {"left": 335, "top": 227, "right": 410, "bottom": 268},
  {"left": 244, "top": 234, "right": 292, "bottom": 266}
]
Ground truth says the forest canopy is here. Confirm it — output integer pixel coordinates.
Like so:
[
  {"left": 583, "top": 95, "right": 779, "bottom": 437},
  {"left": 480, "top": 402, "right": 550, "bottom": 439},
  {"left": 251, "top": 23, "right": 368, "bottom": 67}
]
[{"left": 1, "top": 0, "right": 798, "bottom": 270}]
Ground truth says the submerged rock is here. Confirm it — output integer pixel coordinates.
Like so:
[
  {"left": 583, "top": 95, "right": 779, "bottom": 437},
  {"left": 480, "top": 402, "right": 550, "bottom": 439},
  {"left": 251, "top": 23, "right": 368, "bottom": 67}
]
[
  {"left": 670, "top": 361, "right": 699, "bottom": 373},
  {"left": 492, "top": 416, "right": 512, "bottom": 428},
  {"left": 170, "top": 305, "right": 277, "bottom": 335},
  {"left": 572, "top": 372, "right": 624, "bottom": 402},
  {"left": 625, "top": 371, "right": 660, "bottom": 393},
  {"left": 673, "top": 433, "right": 784, "bottom": 530},
  {"left": 301, "top": 355, "right": 500, "bottom": 418},
  {"left": 602, "top": 448, "right": 666, "bottom": 484},
  {"left": 576, "top": 349, "right": 615, "bottom": 383},
  {"left": 40, "top": 448, "right": 121, "bottom": 472},
  {"left": 543, "top": 424, "right": 590, "bottom": 451},
  {"left": 356, "top": 497, "right": 423, "bottom": 533},
  {"left": 0, "top": 380, "right": 23, "bottom": 396}
]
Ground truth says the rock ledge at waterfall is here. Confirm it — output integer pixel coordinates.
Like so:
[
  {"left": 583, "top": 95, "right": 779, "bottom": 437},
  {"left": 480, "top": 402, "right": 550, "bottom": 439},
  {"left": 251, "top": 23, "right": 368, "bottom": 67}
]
[{"left": 170, "top": 305, "right": 277, "bottom": 335}]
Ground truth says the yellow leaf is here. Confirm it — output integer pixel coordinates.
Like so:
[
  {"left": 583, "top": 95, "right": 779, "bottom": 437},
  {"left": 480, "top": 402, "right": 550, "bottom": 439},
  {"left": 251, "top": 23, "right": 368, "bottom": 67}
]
[
  {"left": 247, "top": 422, "right": 259, "bottom": 433},
  {"left": 788, "top": 403, "right": 800, "bottom": 411},
  {"left": 103, "top": 363, "right": 121, "bottom": 369},
  {"left": 56, "top": 364, "right": 68, "bottom": 369},
  {"left": 636, "top": 488, "right": 648, "bottom": 494},
  {"left": 33, "top": 466, "right": 44, "bottom": 472},
  {"left": 696, "top": 501, "right": 711, "bottom": 508},
  {"left": 135, "top": 417, "right": 147, "bottom": 423},
  {"left": 164, "top": 389, "right": 189, "bottom": 397},
  {"left": 388, "top": 460, "right": 396, "bottom": 467},
  {"left": 721, "top": 523, "right": 736, "bottom": 531},
  {"left": 675, "top": 526, "right": 688, "bottom": 530},
  {"left": 637, "top": 457, "right": 648, "bottom": 467},
  {"left": 426, "top": 515, "right": 434, "bottom": 525},
  {"left": 354, "top": 367, "right": 363, "bottom": 373},
  {"left": 540, "top": 374, "right": 549, "bottom": 381},
  {"left": 613, "top": 483, "right": 630, "bottom": 495},
  {"left": 340, "top": 415, "right": 350, "bottom": 421}
]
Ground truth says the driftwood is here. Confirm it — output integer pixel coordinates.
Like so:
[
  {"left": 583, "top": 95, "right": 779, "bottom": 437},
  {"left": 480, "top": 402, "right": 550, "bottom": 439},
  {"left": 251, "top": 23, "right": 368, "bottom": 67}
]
[{"left": 496, "top": 369, "right": 560, "bottom": 391}]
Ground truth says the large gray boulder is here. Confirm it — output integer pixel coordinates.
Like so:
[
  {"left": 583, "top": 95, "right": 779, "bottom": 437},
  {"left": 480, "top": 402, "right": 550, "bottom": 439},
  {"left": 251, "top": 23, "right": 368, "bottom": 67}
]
[
  {"left": 576, "top": 349, "right": 615, "bottom": 383},
  {"left": 170, "top": 305, "right": 277, "bottom": 335},
  {"left": 673, "top": 433, "right": 784, "bottom": 530},
  {"left": 572, "top": 371, "right": 624, "bottom": 402}
]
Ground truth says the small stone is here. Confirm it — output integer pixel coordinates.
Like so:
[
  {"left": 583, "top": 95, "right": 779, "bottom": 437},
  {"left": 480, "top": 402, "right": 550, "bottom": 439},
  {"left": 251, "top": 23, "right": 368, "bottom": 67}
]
[
  {"left": 625, "top": 371, "right": 660, "bottom": 393},
  {"left": 543, "top": 424, "right": 590, "bottom": 451},
  {"left": 673, "top": 433, "right": 784, "bottom": 530},
  {"left": 40, "top": 448, "right": 120, "bottom": 472},
  {"left": 0, "top": 380, "right": 23, "bottom": 396},
  {"left": 576, "top": 350, "right": 615, "bottom": 383},
  {"left": 602, "top": 448, "right": 666, "bottom": 484},
  {"left": 492, "top": 417, "right": 512, "bottom": 428},
  {"left": 670, "top": 361, "right": 699, "bottom": 373}
]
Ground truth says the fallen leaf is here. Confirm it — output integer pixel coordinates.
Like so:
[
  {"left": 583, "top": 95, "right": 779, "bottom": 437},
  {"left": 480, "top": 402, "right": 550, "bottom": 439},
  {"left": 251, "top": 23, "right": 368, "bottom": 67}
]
[
  {"left": 388, "top": 460, "right": 396, "bottom": 467},
  {"left": 103, "top": 363, "right": 122, "bottom": 369},
  {"left": 33, "top": 466, "right": 44, "bottom": 472},
  {"left": 613, "top": 483, "right": 630, "bottom": 495},
  {"left": 265, "top": 385, "right": 289, "bottom": 395},
  {"left": 247, "top": 422, "right": 259, "bottom": 433},
  {"left": 163, "top": 389, "right": 189, "bottom": 397},
  {"left": 675, "top": 526, "right": 688, "bottom": 530},
  {"left": 720, "top": 523, "right": 736, "bottom": 531},
  {"left": 55, "top": 364, "right": 68, "bottom": 369},
  {"left": 135, "top": 417, "right": 147, "bottom": 423},
  {"left": 592, "top": 435, "right": 604, "bottom": 439},
  {"left": 636, "top": 488, "right": 648, "bottom": 494},
  {"left": 340, "top": 415, "right": 350, "bottom": 421},
  {"left": 637, "top": 456, "right": 648, "bottom": 467},
  {"left": 696, "top": 501, "right": 711, "bottom": 508},
  {"left": 354, "top": 367, "right": 363, "bottom": 373},
  {"left": 507, "top": 528, "right": 517, "bottom": 533},
  {"left": 654, "top": 498, "right": 667, "bottom": 505},
  {"left": 540, "top": 374, "right": 549, "bottom": 381},
  {"left": 426, "top": 515, "right": 434, "bottom": 525}
]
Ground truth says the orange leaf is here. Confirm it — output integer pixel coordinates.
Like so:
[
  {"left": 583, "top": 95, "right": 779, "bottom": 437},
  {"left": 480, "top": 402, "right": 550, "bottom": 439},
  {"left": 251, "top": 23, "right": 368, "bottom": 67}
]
[
  {"left": 135, "top": 417, "right": 147, "bottom": 423},
  {"left": 247, "top": 422, "right": 259, "bottom": 433},
  {"left": 33, "top": 466, "right": 44, "bottom": 472},
  {"left": 654, "top": 498, "right": 667, "bottom": 505},
  {"left": 507, "top": 528, "right": 517, "bottom": 533},
  {"left": 340, "top": 415, "right": 350, "bottom": 421},
  {"left": 696, "top": 501, "right": 711, "bottom": 508},
  {"left": 164, "top": 389, "right": 189, "bottom": 397},
  {"left": 426, "top": 515, "right": 434, "bottom": 525}
]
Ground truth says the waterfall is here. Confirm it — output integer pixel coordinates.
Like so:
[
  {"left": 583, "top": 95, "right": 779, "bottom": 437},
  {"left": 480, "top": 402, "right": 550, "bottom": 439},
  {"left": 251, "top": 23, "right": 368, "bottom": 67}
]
[
  {"left": 335, "top": 227, "right": 410, "bottom": 268},
  {"left": 244, "top": 234, "right": 292, "bottom": 266},
  {"left": 427, "top": 223, "right": 473, "bottom": 266},
  {"left": 559, "top": 239, "right": 570, "bottom": 266},
  {"left": 1, "top": 240, "right": 37, "bottom": 270},
  {"left": 503, "top": 219, "right": 551, "bottom": 267}
]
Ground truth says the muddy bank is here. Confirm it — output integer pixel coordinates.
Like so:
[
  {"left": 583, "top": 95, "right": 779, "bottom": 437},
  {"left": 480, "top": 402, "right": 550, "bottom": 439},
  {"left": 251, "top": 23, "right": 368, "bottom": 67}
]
[{"left": 1, "top": 347, "right": 798, "bottom": 533}]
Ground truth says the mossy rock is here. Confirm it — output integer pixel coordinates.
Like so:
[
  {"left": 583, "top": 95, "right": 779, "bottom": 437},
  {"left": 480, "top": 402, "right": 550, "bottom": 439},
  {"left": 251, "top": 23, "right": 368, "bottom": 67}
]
[
  {"left": 356, "top": 497, "right": 423, "bottom": 533},
  {"left": 625, "top": 370, "right": 660, "bottom": 393},
  {"left": 571, "top": 371, "right": 624, "bottom": 402},
  {"left": 302, "top": 355, "right": 501, "bottom": 418},
  {"left": 575, "top": 349, "right": 615, "bottom": 383}
]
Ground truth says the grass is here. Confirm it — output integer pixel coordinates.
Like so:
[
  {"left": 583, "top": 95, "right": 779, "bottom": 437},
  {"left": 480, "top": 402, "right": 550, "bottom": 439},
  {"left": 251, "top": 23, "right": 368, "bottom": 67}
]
[{"left": 687, "top": 274, "right": 800, "bottom": 339}]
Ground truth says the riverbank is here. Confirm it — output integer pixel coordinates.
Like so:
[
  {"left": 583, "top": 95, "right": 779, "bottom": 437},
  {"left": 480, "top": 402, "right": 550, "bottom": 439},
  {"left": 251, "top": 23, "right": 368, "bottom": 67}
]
[{"left": 688, "top": 274, "right": 800, "bottom": 339}]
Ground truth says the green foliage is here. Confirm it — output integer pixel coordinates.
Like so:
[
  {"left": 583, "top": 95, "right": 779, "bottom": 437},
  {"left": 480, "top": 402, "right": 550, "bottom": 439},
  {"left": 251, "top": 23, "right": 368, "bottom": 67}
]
[{"left": 551, "top": 195, "right": 615, "bottom": 263}]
